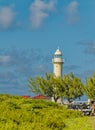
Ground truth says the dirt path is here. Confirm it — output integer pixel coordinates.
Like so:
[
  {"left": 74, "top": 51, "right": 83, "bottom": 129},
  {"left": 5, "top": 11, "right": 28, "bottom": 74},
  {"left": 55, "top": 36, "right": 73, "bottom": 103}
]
[{"left": 90, "top": 116, "right": 95, "bottom": 130}]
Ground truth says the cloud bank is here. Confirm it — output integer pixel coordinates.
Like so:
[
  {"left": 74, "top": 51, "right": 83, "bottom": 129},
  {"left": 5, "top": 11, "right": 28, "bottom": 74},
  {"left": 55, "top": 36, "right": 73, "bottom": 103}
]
[
  {"left": 29, "top": 0, "right": 57, "bottom": 28},
  {"left": 0, "top": 6, "right": 16, "bottom": 29},
  {"left": 65, "top": 1, "right": 80, "bottom": 24},
  {"left": 78, "top": 40, "right": 95, "bottom": 55},
  {"left": 0, "top": 48, "right": 52, "bottom": 94},
  {"left": 0, "top": 1, "right": 81, "bottom": 30}
]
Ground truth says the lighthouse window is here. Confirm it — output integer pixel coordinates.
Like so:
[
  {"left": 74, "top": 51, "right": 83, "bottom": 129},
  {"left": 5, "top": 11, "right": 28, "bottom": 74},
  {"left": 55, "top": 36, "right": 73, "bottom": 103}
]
[{"left": 55, "top": 55, "right": 62, "bottom": 58}]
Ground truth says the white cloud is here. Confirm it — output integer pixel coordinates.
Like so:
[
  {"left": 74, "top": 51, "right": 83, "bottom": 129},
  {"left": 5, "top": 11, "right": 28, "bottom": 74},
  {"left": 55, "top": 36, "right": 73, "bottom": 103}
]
[
  {"left": 66, "top": 1, "right": 80, "bottom": 24},
  {"left": 79, "top": 40, "right": 95, "bottom": 55},
  {"left": 29, "top": 0, "right": 57, "bottom": 28},
  {"left": 0, "top": 55, "right": 11, "bottom": 64},
  {"left": 0, "top": 6, "right": 16, "bottom": 29}
]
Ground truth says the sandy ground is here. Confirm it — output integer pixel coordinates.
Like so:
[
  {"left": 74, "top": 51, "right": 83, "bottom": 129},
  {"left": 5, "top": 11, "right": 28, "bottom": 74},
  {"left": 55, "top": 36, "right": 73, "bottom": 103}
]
[{"left": 90, "top": 116, "right": 95, "bottom": 130}]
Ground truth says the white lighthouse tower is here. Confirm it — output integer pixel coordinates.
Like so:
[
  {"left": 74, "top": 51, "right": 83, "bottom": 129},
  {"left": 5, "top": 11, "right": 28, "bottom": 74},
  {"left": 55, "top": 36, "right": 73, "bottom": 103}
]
[
  {"left": 52, "top": 48, "right": 64, "bottom": 77},
  {"left": 52, "top": 48, "right": 64, "bottom": 104}
]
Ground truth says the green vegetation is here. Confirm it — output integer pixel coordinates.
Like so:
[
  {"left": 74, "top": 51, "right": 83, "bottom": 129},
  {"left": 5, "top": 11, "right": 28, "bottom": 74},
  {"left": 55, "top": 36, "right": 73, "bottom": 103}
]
[
  {"left": 29, "top": 73, "right": 84, "bottom": 102},
  {"left": 84, "top": 72, "right": 95, "bottom": 100},
  {"left": 0, "top": 94, "right": 93, "bottom": 130},
  {"left": 61, "top": 73, "right": 84, "bottom": 102}
]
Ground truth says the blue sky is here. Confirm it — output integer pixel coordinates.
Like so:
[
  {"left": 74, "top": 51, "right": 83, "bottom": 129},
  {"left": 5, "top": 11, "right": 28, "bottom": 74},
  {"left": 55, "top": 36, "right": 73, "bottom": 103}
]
[{"left": 0, "top": 0, "right": 95, "bottom": 95}]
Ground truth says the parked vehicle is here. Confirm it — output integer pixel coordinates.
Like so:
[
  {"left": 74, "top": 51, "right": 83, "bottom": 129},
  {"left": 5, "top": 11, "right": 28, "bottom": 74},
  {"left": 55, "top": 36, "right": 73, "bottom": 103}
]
[
  {"left": 67, "top": 103, "right": 92, "bottom": 116},
  {"left": 79, "top": 105, "right": 92, "bottom": 116}
]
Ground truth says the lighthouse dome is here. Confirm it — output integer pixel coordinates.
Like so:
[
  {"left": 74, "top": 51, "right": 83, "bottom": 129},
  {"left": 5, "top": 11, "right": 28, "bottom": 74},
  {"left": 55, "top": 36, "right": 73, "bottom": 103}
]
[{"left": 54, "top": 48, "right": 62, "bottom": 56}]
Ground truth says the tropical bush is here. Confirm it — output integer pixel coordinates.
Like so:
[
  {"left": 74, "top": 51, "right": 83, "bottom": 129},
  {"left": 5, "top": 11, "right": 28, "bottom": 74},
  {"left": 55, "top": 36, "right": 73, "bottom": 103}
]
[{"left": 0, "top": 94, "right": 90, "bottom": 130}]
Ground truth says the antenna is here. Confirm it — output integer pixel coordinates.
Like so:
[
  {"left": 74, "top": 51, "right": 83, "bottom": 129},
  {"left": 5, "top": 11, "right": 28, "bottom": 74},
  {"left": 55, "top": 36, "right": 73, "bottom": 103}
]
[{"left": 58, "top": 46, "right": 60, "bottom": 50}]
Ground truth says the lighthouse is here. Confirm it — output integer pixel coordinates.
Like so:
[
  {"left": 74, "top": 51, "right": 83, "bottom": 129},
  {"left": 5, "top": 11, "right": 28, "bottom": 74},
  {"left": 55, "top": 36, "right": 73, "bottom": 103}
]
[
  {"left": 52, "top": 48, "right": 64, "bottom": 104},
  {"left": 52, "top": 48, "right": 64, "bottom": 77}
]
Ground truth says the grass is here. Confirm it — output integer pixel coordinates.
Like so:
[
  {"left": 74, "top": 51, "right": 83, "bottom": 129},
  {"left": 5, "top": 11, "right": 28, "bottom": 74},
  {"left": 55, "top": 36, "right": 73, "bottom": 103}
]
[
  {"left": 90, "top": 116, "right": 95, "bottom": 130},
  {"left": 0, "top": 94, "right": 94, "bottom": 130},
  {"left": 64, "top": 117, "right": 92, "bottom": 130}
]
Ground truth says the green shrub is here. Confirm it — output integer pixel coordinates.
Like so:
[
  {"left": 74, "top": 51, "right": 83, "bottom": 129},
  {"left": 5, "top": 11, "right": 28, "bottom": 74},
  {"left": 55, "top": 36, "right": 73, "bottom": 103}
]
[{"left": 0, "top": 94, "right": 84, "bottom": 130}]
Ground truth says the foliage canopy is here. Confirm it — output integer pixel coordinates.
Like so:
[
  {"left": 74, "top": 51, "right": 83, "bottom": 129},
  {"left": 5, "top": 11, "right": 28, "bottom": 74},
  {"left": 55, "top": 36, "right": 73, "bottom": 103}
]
[
  {"left": 84, "top": 73, "right": 95, "bottom": 100},
  {"left": 28, "top": 73, "right": 84, "bottom": 102},
  {"left": 62, "top": 73, "right": 84, "bottom": 102}
]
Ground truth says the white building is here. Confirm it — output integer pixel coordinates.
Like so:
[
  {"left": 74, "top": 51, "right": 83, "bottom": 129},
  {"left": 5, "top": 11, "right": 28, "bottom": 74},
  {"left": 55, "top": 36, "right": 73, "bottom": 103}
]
[
  {"left": 52, "top": 48, "right": 64, "bottom": 103},
  {"left": 52, "top": 48, "right": 64, "bottom": 77}
]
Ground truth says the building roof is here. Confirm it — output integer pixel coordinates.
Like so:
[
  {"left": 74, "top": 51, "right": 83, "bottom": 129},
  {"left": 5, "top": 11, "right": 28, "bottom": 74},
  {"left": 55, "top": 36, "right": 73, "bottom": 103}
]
[
  {"left": 32, "top": 94, "right": 49, "bottom": 99},
  {"left": 22, "top": 95, "right": 31, "bottom": 98},
  {"left": 54, "top": 48, "right": 62, "bottom": 56}
]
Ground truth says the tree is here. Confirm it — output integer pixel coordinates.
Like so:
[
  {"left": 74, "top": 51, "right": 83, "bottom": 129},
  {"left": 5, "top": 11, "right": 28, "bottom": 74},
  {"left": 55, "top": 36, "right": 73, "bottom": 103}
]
[
  {"left": 62, "top": 73, "right": 84, "bottom": 102},
  {"left": 84, "top": 73, "right": 95, "bottom": 100},
  {"left": 28, "top": 73, "right": 65, "bottom": 102},
  {"left": 28, "top": 73, "right": 84, "bottom": 103}
]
